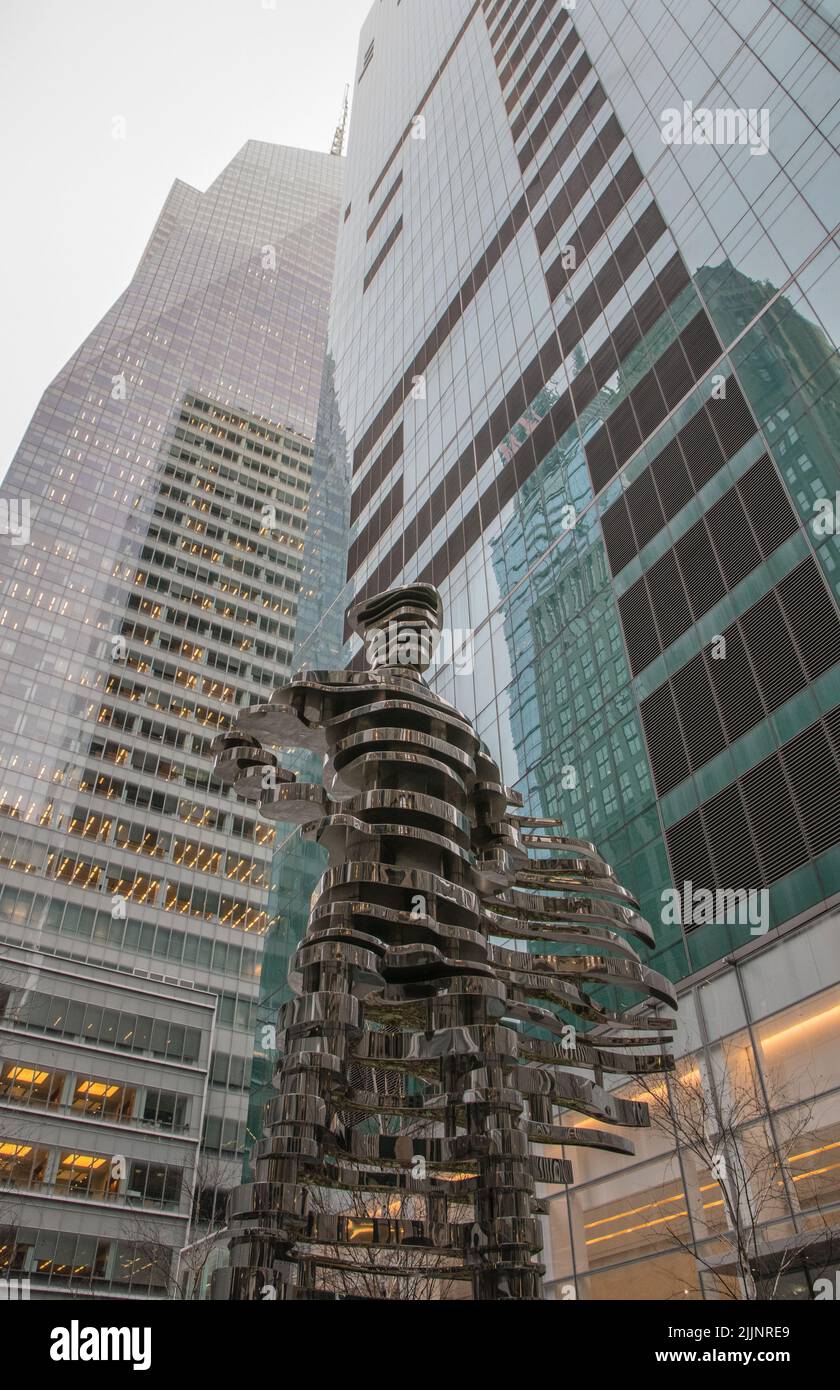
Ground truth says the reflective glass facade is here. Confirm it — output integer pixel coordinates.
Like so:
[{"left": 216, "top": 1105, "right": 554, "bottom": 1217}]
[
  {"left": 310, "top": 0, "right": 840, "bottom": 1296},
  {"left": 0, "top": 141, "right": 344, "bottom": 1290}
]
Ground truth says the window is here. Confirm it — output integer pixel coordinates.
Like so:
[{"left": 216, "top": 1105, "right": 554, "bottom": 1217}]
[
  {"left": 54, "top": 1151, "right": 115, "bottom": 1200},
  {"left": 0, "top": 1140, "right": 48, "bottom": 1188},
  {"left": 0, "top": 1061, "right": 64, "bottom": 1109},
  {"left": 142, "top": 1088, "right": 188, "bottom": 1131},
  {"left": 113, "top": 1240, "right": 169, "bottom": 1291},
  {"left": 71, "top": 1075, "right": 135, "bottom": 1122},
  {"left": 127, "top": 1160, "right": 183, "bottom": 1209},
  {"left": 33, "top": 1230, "right": 110, "bottom": 1282}
]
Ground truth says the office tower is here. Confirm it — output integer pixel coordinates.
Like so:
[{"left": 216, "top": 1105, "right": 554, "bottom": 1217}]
[
  {"left": 318, "top": 0, "right": 840, "bottom": 1299},
  {"left": 0, "top": 141, "right": 343, "bottom": 1296},
  {"left": 0, "top": 942, "right": 216, "bottom": 1299}
]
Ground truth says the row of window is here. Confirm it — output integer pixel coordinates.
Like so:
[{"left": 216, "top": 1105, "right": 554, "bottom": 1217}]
[
  {"left": 182, "top": 395, "right": 315, "bottom": 460},
  {"left": 164, "top": 449, "right": 308, "bottom": 512},
  {"left": 93, "top": 702, "right": 212, "bottom": 758},
  {"left": 107, "top": 634, "right": 240, "bottom": 705},
  {"left": 118, "top": 613, "right": 292, "bottom": 680},
  {"left": 347, "top": 255, "right": 697, "bottom": 624},
  {"left": 62, "top": 807, "right": 269, "bottom": 885},
  {"left": 208, "top": 1048, "right": 252, "bottom": 1092},
  {"left": 1, "top": 1057, "right": 188, "bottom": 1130},
  {"left": 0, "top": 590, "right": 245, "bottom": 707},
  {"left": 128, "top": 580, "right": 293, "bottom": 644},
  {"left": 3, "top": 988, "right": 204, "bottom": 1064},
  {"left": 0, "top": 884, "right": 263, "bottom": 987},
  {"left": 136, "top": 547, "right": 297, "bottom": 621},
  {"left": 585, "top": 303, "right": 723, "bottom": 493},
  {"left": 157, "top": 476, "right": 305, "bottom": 543},
  {"left": 0, "top": 1226, "right": 170, "bottom": 1291},
  {"left": 201, "top": 1112, "right": 246, "bottom": 1157},
  {"left": 0, "top": 1140, "right": 184, "bottom": 1208},
  {"left": 145, "top": 520, "right": 302, "bottom": 589},
  {"left": 137, "top": 539, "right": 301, "bottom": 607},
  {"left": 104, "top": 664, "right": 234, "bottom": 728},
  {"left": 74, "top": 767, "right": 273, "bottom": 844},
  {"left": 136, "top": 568, "right": 294, "bottom": 653},
  {"left": 84, "top": 733, "right": 216, "bottom": 796},
  {"left": 17, "top": 845, "right": 269, "bottom": 933}
]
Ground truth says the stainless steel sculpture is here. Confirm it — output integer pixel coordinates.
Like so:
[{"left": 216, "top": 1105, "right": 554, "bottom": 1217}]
[{"left": 210, "top": 583, "right": 676, "bottom": 1300}]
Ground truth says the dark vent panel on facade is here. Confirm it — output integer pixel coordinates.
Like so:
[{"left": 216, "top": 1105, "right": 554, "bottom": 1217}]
[
  {"left": 737, "top": 454, "right": 798, "bottom": 555},
  {"left": 599, "top": 374, "right": 759, "bottom": 579},
  {"left": 639, "top": 682, "right": 690, "bottom": 796},
  {"left": 640, "top": 558, "right": 840, "bottom": 796},
  {"left": 740, "top": 754, "right": 806, "bottom": 881},
  {"left": 618, "top": 460, "right": 802, "bottom": 676},
  {"left": 618, "top": 576, "right": 661, "bottom": 677},
  {"left": 703, "top": 783, "right": 762, "bottom": 888},
  {"left": 781, "top": 722, "right": 840, "bottom": 857},
  {"left": 665, "top": 705, "right": 840, "bottom": 902}
]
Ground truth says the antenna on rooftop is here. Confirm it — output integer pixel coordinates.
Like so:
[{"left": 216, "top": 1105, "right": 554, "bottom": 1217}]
[{"left": 330, "top": 84, "right": 349, "bottom": 157}]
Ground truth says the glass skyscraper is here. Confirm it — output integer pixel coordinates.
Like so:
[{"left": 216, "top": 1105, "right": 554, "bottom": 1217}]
[
  {"left": 0, "top": 141, "right": 344, "bottom": 1295},
  {"left": 308, "top": 0, "right": 840, "bottom": 1298}
]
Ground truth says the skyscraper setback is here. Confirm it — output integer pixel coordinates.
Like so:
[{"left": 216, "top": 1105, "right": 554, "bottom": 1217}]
[
  {"left": 0, "top": 142, "right": 343, "bottom": 1295},
  {"left": 318, "top": 0, "right": 840, "bottom": 1297}
]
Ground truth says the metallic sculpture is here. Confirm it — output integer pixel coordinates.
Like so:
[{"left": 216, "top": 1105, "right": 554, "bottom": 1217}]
[{"left": 210, "top": 583, "right": 676, "bottom": 1300}]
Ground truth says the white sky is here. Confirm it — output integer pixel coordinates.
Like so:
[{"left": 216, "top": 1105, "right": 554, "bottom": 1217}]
[{"left": 0, "top": 0, "right": 373, "bottom": 483}]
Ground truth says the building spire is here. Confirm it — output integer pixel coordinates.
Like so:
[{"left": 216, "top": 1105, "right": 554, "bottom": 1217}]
[{"left": 330, "top": 83, "right": 349, "bottom": 157}]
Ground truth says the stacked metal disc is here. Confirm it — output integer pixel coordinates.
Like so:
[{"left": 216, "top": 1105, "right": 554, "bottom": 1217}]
[{"left": 210, "top": 583, "right": 676, "bottom": 1300}]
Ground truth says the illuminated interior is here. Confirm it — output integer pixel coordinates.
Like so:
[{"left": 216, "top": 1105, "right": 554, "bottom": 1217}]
[{"left": 545, "top": 983, "right": 840, "bottom": 1299}]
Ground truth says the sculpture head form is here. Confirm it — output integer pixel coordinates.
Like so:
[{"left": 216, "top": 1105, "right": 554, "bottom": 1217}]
[{"left": 349, "top": 582, "right": 444, "bottom": 674}]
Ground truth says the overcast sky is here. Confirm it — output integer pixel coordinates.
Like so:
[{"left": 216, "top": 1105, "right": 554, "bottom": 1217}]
[{"left": 0, "top": 0, "right": 372, "bottom": 483}]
